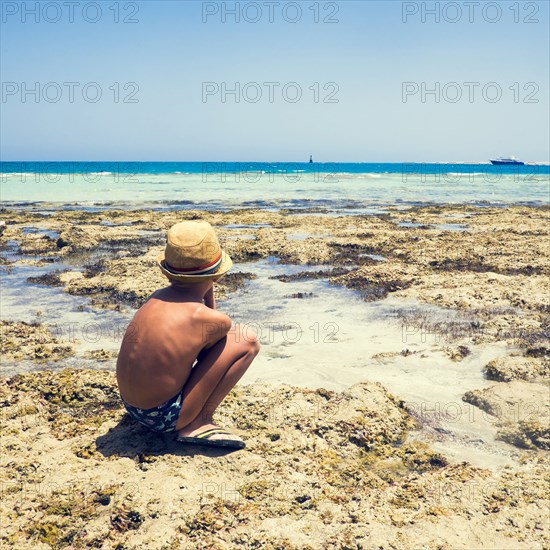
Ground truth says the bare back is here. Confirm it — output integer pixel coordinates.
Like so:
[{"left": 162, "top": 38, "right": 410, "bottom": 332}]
[{"left": 116, "top": 287, "right": 231, "bottom": 408}]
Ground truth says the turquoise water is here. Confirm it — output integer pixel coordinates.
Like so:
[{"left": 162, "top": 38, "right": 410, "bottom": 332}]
[{"left": 1, "top": 162, "right": 548, "bottom": 210}]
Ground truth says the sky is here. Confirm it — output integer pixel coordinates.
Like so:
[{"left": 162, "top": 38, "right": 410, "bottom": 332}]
[{"left": 1, "top": 0, "right": 549, "bottom": 162}]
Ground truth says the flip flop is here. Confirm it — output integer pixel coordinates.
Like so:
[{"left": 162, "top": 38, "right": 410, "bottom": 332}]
[{"left": 176, "top": 428, "right": 246, "bottom": 449}]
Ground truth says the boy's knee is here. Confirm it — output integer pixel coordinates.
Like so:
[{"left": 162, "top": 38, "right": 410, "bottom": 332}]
[
  {"left": 246, "top": 332, "right": 261, "bottom": 355},
  {"left": 234, "top": 324, "right": 260, "bottom": 355}
]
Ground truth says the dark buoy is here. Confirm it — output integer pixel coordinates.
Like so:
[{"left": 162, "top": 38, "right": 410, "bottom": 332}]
[{"left": 309, "top": 155, "right": 313, "bottom": 163}]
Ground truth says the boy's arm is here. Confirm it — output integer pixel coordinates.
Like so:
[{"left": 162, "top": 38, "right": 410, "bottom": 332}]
[
  {"left": 200, "top": 309, "right": 232, "bottom": 349},
  {"left": 204, "top": 285, "right": 215, "bottom": 310}
]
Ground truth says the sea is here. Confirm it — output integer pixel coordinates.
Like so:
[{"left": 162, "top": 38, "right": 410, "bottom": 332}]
[{"left": 1, "top": 161, "right": 549, "bottom": 211}]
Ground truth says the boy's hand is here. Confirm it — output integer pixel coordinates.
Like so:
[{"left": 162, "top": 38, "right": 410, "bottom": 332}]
[{"left": 204, "top": 286, "right": 215, "bottom": 310}]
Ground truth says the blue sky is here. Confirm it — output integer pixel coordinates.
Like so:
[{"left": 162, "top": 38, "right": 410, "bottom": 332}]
[{"left": 1, "top": 0, "right": 549, "bottom": 161}]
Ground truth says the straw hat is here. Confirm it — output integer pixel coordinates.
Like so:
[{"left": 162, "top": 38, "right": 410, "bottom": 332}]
[{"left": 157, "top": 221, "right": 233, "bottom": 283}]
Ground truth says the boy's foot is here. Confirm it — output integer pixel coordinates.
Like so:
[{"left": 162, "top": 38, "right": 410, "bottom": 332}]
[{"left": 176, "top": 423, "right": 245, "bottom": 449}]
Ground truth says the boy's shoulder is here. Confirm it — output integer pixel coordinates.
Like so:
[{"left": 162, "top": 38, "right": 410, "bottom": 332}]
[
  {"left": 193, "top": 305, "right": 232, "bottom": 342},
  {"left": 193, "top": 303, "right": 231, "bottom": 325}
]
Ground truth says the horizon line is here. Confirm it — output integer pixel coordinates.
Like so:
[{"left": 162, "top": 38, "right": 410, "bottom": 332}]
[{"left": 2, "top": 160, "right": 550, "bottom": 165}]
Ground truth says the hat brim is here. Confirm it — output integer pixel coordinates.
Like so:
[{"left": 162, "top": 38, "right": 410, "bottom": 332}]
[{"left": 157, "top": 249, "right": 233, "bottom": 283}]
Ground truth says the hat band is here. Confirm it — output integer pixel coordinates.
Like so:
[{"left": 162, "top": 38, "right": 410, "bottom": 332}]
[{"left": 165, "top": 252, "right": 223, "bottom": 276}]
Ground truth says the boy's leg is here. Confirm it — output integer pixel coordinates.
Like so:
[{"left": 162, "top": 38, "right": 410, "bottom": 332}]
[{"left": 175, "top": 324, "right": 260, "bottom": 434}]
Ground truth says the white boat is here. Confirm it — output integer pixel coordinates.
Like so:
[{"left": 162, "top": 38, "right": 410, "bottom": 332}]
[{"left": 489, "top": 156, "right": 525, "bottom": 166}]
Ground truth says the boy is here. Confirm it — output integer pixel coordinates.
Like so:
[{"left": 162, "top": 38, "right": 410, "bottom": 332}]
[{"left": 116, "top": 220, "right": 260, "bottom": 449}]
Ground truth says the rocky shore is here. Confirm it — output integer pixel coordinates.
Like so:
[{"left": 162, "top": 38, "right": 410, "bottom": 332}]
[
  {"left": 1, "top": 204, "right": 549, "bottom": 548},
  {"left": 1, "top": 205, "right": 548, "bottom": 349},
  {"left": 1, "top": 369, "right": 548, "bottom": 549}
]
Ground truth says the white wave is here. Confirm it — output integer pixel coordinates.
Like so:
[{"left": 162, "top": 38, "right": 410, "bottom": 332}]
[
  {"left": 330, "top": 172, "right": 383, "bottom": 178},
  {"left": 446, "top": 172, "right": 484, "bottom": 177},
  {"left": 1, "top": 172, "right": 37, "bottom": 178}
]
